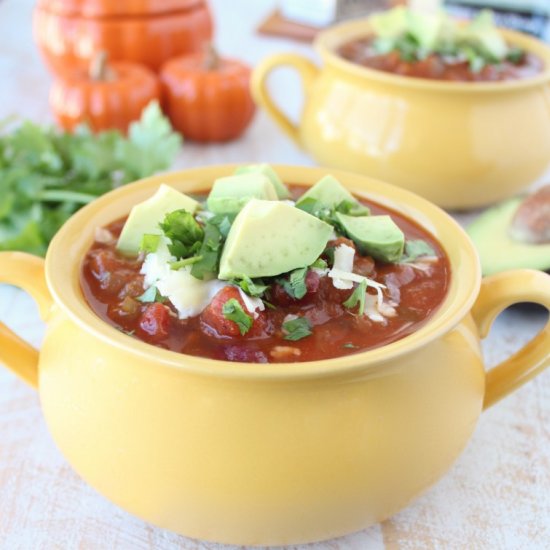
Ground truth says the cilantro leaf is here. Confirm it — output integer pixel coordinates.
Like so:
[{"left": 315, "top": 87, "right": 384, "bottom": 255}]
[
  {"left": 282, "top": 317, "right": 312, "bottom": 341},
  {"left": 310, "top": 258, "right": 327, "bottom": 270},
  {"left": 191, "top": 222, "right": 222, "bottom": 280},
  {"left": 0, "top": 102, "right": 180, "bottom": 256},
  {"left": 137, "top": 286, "right": 164, "bottom": 303},
  {"left": 343, "top": 280, "right": 367, "bottom": 315},
  {"left": 159, "top": 209, "right": 204, "bottom": 259},
  {"left": 170, "top": 256, "right": 203, "bottom": 270},
  {"left": 231, "top": 276, "right": 269, "bottom": 297},
  {"left": 401, "top": 240, "right": 436, "bottom": 263},
  {"left": 279, "top": 267, "right": 308, "bottom": 300},
  {"left": 222, "top": 298, "right": 252, "bottom": 335},
  {"left": 343, "top": 343, "right": 358, "bottom": 349},
  {"left": 140, "top": 233, "right": 161, "bottom": 254}
]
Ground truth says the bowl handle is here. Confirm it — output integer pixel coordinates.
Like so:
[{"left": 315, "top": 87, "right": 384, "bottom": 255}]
[
  {"left": 251, "top": 53, "right": 319, "bottom": 146},
  {"left": 472, "top": 269, "right": 550, "bottom": 409},
  {"left": 0, "top": 252, "right": 53, "bottom": 388}
]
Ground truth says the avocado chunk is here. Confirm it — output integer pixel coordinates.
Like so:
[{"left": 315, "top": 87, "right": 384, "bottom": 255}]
[
  {"left": 336, "top": 213, "right": 405, "bottom": 263},
  {"left": 464, "top": 10, "right": 508, "bottom": 59},
  {"left": 296, "top": 175, "right": 368, "bottom": 213},
  {"left": 117, "top": 184, "right": 199, "bottom": 255},
  {"left": 206, "top": 174, "right": 278, "bottom": 214},
  {"left": 218, "top": 199, "right": 333, "bottom": 279},
  {"left": 467, "top": 196, "right": 550, "bottom": 276},
  {"left": 235, "top": 164, "right": 290, "bottom": 199}
]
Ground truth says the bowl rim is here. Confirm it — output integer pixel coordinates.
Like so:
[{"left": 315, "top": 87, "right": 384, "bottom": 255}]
[
  {"left": 46, "top": 164, "right": 481, "bottom": 381},
  {"left": 315, "top": 18, "right": 550, "bottom": 92}
]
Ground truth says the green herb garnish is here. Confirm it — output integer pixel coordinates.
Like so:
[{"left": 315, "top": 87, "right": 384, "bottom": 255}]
[
  {"left": 137, "top": 286, "right": 164, "bottom": 304},
  {"left": 279, "top": 267, "right": 308, "bottom": 300},
  {"left": 343, "top": 280, "right": 367, "bottom": 315},
  {"left": 282, "top": 317, "right": 312, "bottom": 341},
  {"left": 343, "top": 342, "right": 358, "bottom": 349},
  {"left": 160, "top": 209, "right": 204, "bottom": 259},
  {"left": 170, "top": 256, "right": 203, "bottom": 270},
  {"left": 231, "top": 276, "right": 269, "bottom": 297},
  {"left": 222, "top": 298, "right": 252, "bottom": 335},
  {"left": 140, "top": 233, "right": 161, "bottom": 254},
  {"left": 190, "top": 223, "right": 222, "bottom": 280},
  {"left": 310, "top": 257, "right": 328, "bottom": 270},
  {"left": 0, "top": 101, "right": 180, "bottom": 256}
]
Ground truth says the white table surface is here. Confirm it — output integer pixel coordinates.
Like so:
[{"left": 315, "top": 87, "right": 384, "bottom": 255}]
[{"left": 0, "top": 1, "right": 549, "bottom": 549}]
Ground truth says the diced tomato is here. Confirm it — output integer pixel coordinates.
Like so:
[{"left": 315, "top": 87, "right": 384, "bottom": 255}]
[
  {"left": 139, "top": 303, "right": 171, "bottom": 341},
  {"left": 86, "top": 248, "right": 141, "bottom": 295},
  {"left": 200, "top": 286, "right": 268, "bottom": 338}
]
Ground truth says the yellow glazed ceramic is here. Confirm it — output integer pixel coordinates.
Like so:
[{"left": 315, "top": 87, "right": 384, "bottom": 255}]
[
  {"left": 0, "top": 165, "right": 549, "bottom": 546},
  {"left": 252, "top": 23, "right": 550, "bottom": 209}
]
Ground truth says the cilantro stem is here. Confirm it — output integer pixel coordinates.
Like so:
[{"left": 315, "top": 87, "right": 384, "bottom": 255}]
[{"left": 39, "top": 190, "right": 98, "bottom": 204}]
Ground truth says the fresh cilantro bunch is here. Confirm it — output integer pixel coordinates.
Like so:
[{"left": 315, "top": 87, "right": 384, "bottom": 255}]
[{"left": 0, "top": 101, "right": 181, "bottom": 256}]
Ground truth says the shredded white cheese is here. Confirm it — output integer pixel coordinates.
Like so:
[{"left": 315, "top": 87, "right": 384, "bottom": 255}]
[
  {"left": 237, "top": 287, "right": 265, "bottom": 319},
  {"left": 329, "top": 244, "right": 356, "bottom": 289},
  {"left": 140, "top": 238, "right": 229, "bottom": 319}
]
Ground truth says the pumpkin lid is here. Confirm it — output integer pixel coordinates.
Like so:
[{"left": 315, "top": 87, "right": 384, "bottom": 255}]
[{"left": 36, "top": 0, "right": 206, "bottom": 17}]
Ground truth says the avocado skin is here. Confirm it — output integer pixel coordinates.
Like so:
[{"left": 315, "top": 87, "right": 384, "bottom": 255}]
[{"left": 467, "top": 197, "right": 550, "bottom": 276}]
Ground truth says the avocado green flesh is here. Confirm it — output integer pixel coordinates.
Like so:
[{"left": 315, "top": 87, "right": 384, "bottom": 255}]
[
  {"left": 218, "top": 199, "right": 333, "bottom": 279},
  {"left": 206, "top": 174, "right": 278, "bottom": 214},
  {"left": 467, "top": 197, "right": 550, "bottom": 276},
  {"left": 336, "top": 213, "right": 405, "bottom": 263},
  {"left": 296, "top": 175, "right": 363, "bottom": 210},
  {"left": 235, "top": 164, "right": 290, "bottom": 199},
  {"left": 116, "top": 185, "right": 198, "bottom": 255}
]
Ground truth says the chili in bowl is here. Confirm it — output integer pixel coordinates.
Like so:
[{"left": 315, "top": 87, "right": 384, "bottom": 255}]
[
  {"left": 81, "top": 165, "right": 450, "bottom": 363},
  {"left": 0, "top": 165, "right": 549, "bottom": 546}
]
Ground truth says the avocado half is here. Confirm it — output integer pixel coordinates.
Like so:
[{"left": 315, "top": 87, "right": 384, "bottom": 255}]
[{"left": 467, "top": 197, "right": 550, "bottom": 276}]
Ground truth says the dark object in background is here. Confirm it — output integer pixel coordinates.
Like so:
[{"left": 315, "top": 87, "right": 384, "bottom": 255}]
[{"left": 445, "top": 0, "right": 550, "bottom": 42}]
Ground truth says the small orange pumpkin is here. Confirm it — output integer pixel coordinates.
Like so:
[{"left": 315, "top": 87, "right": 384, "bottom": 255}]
[
  {"left": 50, "top": 52, "right": 160, "bottom": 133},
  {"left": 160, "top": 46, "right": 256, "bottom": 142}
]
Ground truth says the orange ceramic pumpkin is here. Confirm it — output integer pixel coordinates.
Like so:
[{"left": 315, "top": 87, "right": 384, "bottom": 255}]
[
  {"left": 33, "top": 0, "right": 213, "bottom": 75},
  {"left": 160, "top": 46, "right": 256, "bottom": 142},
  {"left": 50, "top": 52, "right": 160, "bottom": 133}
]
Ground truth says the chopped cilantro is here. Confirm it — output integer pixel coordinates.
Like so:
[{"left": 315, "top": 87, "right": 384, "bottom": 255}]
[
  {"left": 140, "top": 233, "right": 161, "bottom": 254},
  {"left": 231, "top": 276, "right": 269, "bottom": 297},
  {"left": 401, "top": 239, "right": 436, "bottom": 263},
  {"left": 343, "top": 342, "right": 358, "bottom": 349},
  {"left": 279, "top": 267, "right": 308, "bottom": 300},
  {"left": 191, "top": 222, "right": 222, "bottom": 280},
  {"left": 310, "top": 257, "right": 328, "bottom": 270},
  {"left": 335, "top": 199, "right": 370, "bottom": 217},
  {"left": 343, "top": 280, "right": 367, "bottom": 315},
  {"left": 222, "top": 298, "right": 252, "bottom": 335},
  {"left": 282, "top": 317, "right": 312, "bottom": 341},
  {"left": 137, "top": 286, "right": 164, "bottom": 303},
  {"left": 170, "top": 256, "right": 203, "bottom": 270},
  {"left": 159, "top": 209, "right": 204, "bottom": 259}
]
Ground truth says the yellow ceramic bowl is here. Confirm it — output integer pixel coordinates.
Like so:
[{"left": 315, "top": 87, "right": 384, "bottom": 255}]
[
  {"left": 0, "top": 166, "right": 549, "bottom": 546},
  {"left": 252, "top": 23, "right": 550, "bottom": 209}
]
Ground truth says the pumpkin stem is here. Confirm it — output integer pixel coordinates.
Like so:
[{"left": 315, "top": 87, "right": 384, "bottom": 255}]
[
  {"left": 203, "top": 43, "right": 221, "bottom": 71},
  {"left": 89, "top": 51, "right": 116, "bottom": 81}
]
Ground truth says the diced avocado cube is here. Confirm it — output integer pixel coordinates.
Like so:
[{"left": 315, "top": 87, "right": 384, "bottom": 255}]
[
  {"left": 336, "top": 213, "right": 405, "bottom": 263},
  {"left": 218, "top": 199, "right": 333, "bottom": 279},
  {"left": 369, "top": 6, "right": 408, "bottom": 39},
  {"left": 296, "top": 175, "right": 364, "bottom": 212},
  {"left": 464, "top": 10, "right": 507, "bottom": 59},
  {"left": 235, "top": 163, "right": 290, "bottom": 199},
  {"left": 117, "top": 184, "right": 199, "bottom": 255},
  {"left": 206, "top": 174, "right": 278, "bottom": 214}
]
